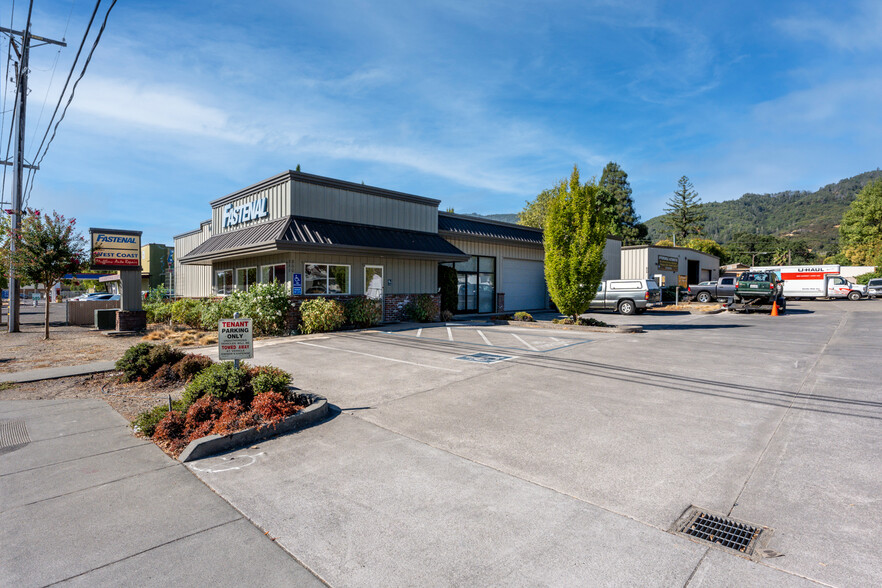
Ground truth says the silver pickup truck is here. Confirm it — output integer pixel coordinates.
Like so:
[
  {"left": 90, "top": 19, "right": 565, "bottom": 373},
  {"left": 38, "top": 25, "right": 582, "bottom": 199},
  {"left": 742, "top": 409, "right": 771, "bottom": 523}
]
[
  {"left": 589, "top": 279, "right": 662, "bottom": 315},
  {"left": 687, "top": 276, "right": 736, "bottom": 303}
]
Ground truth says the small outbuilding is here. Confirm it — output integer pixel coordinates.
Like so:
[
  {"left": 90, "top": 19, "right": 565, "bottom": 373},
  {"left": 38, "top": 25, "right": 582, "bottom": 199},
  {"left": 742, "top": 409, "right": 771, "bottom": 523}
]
[{"left": 621, "top": 245, "right": 720, "bottom": 286}]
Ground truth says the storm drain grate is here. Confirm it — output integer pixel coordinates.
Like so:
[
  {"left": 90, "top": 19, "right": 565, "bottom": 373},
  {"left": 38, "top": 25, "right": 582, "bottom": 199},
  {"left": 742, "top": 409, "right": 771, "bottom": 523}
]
[
  {"left": 454, "top": 352, "right": 515, "bottom": 364},
  {"left": 0, "top": 418, "right": 31, "bottom": 455},
  {"left": 675, "top": 507, "right": 767, "bottom": 555}
]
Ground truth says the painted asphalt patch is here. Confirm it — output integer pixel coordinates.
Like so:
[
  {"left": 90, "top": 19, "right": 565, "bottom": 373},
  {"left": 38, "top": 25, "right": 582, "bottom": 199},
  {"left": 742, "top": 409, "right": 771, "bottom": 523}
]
[{"left": 381, "top": 324, "right": 590, "bottom": 353}]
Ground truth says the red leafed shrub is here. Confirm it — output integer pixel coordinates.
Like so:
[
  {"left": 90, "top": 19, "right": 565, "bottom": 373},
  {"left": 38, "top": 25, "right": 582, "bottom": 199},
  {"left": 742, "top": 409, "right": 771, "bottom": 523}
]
[
  {"left": 172, "top": 354, "right": 213, "bottom": 382},
  {"left": 150, "top": 364, "right": 178, "bottom": 385},
  {"left": 185, "top": 395, "right": 224, "bottom": 431},
  {"left": 153, "top": 410, "right": 185, "bottom": 442},
  {"left": 213, "top": 399, "right": 246, "bottom": 435},
  {"left": 250, "top": 392, "right": 303, "bottom": 424}
]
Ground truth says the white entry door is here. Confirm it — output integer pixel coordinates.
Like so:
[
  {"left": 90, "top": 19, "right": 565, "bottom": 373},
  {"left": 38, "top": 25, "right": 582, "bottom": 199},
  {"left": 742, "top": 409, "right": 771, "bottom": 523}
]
[{"left": 365, "top": 266, "right": 384, "bottom": 299}]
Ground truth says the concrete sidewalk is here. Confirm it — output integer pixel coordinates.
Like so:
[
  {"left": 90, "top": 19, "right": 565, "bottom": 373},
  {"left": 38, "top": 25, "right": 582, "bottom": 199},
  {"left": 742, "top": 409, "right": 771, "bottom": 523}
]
[
  {"left": 0, "top": 361, "right": 117, "bottom": 384},
  {"left": 0, "top": 399, "right": 325, "bottom": 587}
]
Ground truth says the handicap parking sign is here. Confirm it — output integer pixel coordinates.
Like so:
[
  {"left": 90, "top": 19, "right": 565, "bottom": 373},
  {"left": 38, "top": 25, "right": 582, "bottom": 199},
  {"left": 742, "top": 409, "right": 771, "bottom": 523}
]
[{"left": 292, "top": 273, "right": 302, "bottom": 295}]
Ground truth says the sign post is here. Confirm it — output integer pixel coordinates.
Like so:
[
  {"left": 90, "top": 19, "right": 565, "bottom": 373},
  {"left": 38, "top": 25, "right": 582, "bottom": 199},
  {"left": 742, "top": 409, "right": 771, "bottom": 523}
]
[{"left": 218, "top": 313, "right": 253, "bottom": 367}]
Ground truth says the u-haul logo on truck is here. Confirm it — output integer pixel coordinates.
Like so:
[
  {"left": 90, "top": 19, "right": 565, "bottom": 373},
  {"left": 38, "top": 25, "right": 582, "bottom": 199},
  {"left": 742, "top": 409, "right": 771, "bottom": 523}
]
[{"left": 222, "top": 197, "right": 268, "bottom": 228}]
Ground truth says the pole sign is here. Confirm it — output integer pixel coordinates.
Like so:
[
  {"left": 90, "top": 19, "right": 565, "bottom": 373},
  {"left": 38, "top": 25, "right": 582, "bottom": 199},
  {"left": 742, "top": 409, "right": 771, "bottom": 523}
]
[
  {"left": 678, "top": 275, "right": 688, "bottom": 288},
  {"left": 218, "top": 318, "right": 253, "bottom": 360},
  {"left": 90, "top": 228, "right": 142, "bottom": 270}
]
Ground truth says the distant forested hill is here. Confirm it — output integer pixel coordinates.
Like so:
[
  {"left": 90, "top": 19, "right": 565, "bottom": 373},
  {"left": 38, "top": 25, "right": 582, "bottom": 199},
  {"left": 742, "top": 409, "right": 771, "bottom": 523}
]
[
  {"left": 464, "top": 213, "right": 519, "bottom": 224},
  {"left": 645, "top": 170, "right": 882, "bottom": 253}
]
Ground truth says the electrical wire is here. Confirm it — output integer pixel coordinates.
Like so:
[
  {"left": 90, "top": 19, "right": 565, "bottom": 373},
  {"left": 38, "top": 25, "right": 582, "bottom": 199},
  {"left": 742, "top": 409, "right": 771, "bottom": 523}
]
[
  {"left": 24, "top": 0, "right": 111, "bottom": 208},
  {"left": 1, "top": 0, "right": 19, "bottom": 206}
]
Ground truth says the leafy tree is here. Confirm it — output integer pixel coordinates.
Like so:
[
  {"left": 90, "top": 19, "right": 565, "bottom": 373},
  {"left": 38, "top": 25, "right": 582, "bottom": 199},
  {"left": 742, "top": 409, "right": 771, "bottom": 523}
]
[
  {"left": 2, "top": 210, "right": 88, "bottom": 339},
  {"left": 517, "top": 187, "right": 556, "bottom": 229},
  {"left": 662, "top": 176, "right": 706, "bottom": 241},
  {"left": 598, "top": 162, "right": 647, "bottom": 244},
  {"left": 723, "top": 232, "right": 816, "bottom": 266},
  {"left": 839, "top": 179, "right": 882, "bottom": 266},
  {"left": 684, "top": 238, "right": 727, "bottom": 264},
  {"left": 543, "top": 166, "right": 607, "bottom": 321}
]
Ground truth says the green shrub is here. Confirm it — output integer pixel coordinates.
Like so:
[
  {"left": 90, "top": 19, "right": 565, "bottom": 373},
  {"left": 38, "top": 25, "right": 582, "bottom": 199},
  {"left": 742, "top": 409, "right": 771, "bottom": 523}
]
[
  {"left": 145, "top": 301, "right": 172, "bottom": 324},
  {"left": 438, "top": 265, "right": 458, "bottom": 313},
  {"left": 247, "top": 282, "right": 291, "bottom": 335},
  {"left": 116, "top": 343, "right": 154, "bottom": 382},
  {"left": 147, "top": 284, "right": 169, "bottom": 304},
  {"left": 513, "top": 311, "right": 534, "bottom": 322},
  {"left": 171, "top": 298, "right": 204, "bottom": 328},
  {"left": 199, "top": 296, "right": 237, "bottom": 331},
  {"left": 116, "top": 343, "right": 183, "bottom": 382},
  {"left": 856, "top": 270, "right": 882, "bottom": 284},
  {"left": 345, "top": 296, "right": 382, "bottom": 328},
  {"left": 404, "top": 294, "right": 439, "bottom": 322},
  {"left": 182, "top": 361, "right": 252, "bottom": 406},
  {"left": 250, "top": 365, "right": 292, "bottom": 396},
  {"left": 300, "top": 298, "right": 345, "bottom": 334},
  {"left": 440, "top": 309, "right": 453, "bottom": 322},
  {"left": 172, "top": 354, "right": 213, "bottom": 382}
]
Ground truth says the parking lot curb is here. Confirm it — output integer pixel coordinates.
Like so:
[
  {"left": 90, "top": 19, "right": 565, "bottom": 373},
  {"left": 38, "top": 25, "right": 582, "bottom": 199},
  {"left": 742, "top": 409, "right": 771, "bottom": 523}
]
[
  {"left": 493, "top": 320, "right": 643, "bottom": 334},
  {"left": 178, "top": 393, "right": 329, "bottom": 462}
]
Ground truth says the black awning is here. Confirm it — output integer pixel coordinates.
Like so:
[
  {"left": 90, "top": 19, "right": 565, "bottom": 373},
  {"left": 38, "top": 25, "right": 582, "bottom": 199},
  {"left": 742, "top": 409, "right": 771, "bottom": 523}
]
[
  {"left": 438, "top": 212, "right": 543, "bottom": 245},
  {"left": 179, "top": 216, "right": 468, "bottom": 264}
]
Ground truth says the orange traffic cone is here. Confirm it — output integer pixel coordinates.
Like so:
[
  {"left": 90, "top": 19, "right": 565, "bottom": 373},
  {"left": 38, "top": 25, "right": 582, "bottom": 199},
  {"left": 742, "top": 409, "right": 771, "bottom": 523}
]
[{"left": 771, "top": 301, "right": 779, "bottom": 316}]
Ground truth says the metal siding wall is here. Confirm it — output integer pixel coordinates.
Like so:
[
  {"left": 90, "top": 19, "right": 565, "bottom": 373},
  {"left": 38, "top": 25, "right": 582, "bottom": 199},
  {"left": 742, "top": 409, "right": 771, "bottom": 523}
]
[
  {"left": 290, "top": 181, "right": 435, "bottom": 232},
  {"left": 212, "top": 181, "right": 291, "bottom": 236},
  {"left": 620, "top": 248, "right": 649, "bottom": 279},
  {"left": 174, "top": 227, "right": 213, "bottom": 298}
]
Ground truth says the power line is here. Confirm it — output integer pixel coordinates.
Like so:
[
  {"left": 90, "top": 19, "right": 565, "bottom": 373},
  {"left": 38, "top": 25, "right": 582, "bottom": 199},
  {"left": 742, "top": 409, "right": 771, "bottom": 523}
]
[
  {"left": 1, "top": 0, "right": 18, "bottom": 203},
  {"left": 23, "top": 0, "right": 104, "bottom": 208}
]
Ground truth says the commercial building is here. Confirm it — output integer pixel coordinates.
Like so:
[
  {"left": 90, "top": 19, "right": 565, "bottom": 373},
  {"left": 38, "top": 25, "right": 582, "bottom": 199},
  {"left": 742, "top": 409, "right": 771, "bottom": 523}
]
[
  {"left": 175, "top": 170, "right": 621, "bottom": 321},
  {"left": 621, "top": 245, "right": 720, "bottom": 286},
  {"left": 141, "top": 243, "right": 174, "bottom": 292}
]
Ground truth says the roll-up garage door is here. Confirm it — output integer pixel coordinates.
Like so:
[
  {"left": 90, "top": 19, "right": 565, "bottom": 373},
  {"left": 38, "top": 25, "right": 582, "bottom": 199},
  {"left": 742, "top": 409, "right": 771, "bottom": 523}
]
[{"left": 502, "top": 258, "right": 546, "bottom": 310}]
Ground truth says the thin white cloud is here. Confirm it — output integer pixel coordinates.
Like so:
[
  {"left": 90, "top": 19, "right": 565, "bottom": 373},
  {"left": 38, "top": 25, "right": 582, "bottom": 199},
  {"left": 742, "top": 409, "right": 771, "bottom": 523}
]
[{"left": 776, "top": 1, "right": 882, "bottom": 50}]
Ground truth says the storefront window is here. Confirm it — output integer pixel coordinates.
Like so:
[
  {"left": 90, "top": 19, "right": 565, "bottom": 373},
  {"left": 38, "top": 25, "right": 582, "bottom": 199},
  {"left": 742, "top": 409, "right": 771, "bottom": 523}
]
[
  {"left": 444, "top": 256, "right": 495, "bottom": 313},
  {"left": 304, "top": 263, "right": 350, "bottom": 295},
  {"left": 261, "top": 264, "right": 286, "bottom": 285},
  {"left": 236, "top": 267, "right": 257, "bottom": 291},
  {"left": 215, "top": 269, "right": 233, "bottom": 296}
]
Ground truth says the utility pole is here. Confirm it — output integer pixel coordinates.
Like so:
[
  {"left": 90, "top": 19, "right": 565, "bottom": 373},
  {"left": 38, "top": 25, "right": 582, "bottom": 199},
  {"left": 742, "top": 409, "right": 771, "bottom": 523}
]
[{"left": 1, "top": 6, "right": 67, "bottom": 333}]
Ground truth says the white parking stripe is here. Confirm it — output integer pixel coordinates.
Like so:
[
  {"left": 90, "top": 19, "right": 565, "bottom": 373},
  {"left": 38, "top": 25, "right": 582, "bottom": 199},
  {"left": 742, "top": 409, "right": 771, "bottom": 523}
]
[
  {"left": 477, "top": 330, "right": 492, "bottom": 345},
  {"left": 511, "top": 333, "right": 538, "bottom": 351},
  {"left": 447, "top": 327, "right": 454, "bottom": 341},
  {"left": 295, "top": 341, "right": 460, "bottom": 371},
  {"left": 416, "top": 328, "right": 423, "bottom": 337}
]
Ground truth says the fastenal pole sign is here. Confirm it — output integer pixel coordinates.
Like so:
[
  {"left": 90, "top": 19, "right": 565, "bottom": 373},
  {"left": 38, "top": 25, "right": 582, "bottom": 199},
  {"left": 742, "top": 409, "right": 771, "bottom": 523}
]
[
  {"left": 218, "top": 318, "right": 253, "bottom": 361},
  {"left": 89, "top": 228, "right": 142, "bottom": 270}
]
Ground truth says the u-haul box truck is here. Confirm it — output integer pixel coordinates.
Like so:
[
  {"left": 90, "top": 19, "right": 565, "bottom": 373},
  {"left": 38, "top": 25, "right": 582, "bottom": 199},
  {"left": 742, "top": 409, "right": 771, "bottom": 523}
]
[{"left": 751, "top": 265, "right": 867, "bottom": 300}]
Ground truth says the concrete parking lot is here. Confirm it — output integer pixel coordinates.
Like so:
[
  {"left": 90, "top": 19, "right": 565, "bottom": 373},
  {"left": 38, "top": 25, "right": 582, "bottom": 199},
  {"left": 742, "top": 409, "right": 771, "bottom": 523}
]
[{"left": 190, "top": 299, "right": 880, "bottom": 586}]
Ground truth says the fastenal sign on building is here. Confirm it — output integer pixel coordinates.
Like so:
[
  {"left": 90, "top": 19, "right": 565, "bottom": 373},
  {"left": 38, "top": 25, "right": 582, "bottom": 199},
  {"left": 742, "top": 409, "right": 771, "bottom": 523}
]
[
  {"left": 218, "top": 318, "right": 253, "bottom": 360},
  {"left": 90, "top": 228, "right": 142, "bottom": 270}
]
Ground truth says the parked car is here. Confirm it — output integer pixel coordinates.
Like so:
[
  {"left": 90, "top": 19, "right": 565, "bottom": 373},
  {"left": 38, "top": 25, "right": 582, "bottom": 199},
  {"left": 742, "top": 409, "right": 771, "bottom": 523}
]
[
  {"left": 589, "top": 279, "right": 661, "bottom": 315},
  {"left": 867, "top": 278, "right": 882, "bottom": 299},
  {"left": 687, "top": 276, "right": 736, "bottom": 303},
  {"left": 70, "top": 293, "right": 119, "bottom": 301}
]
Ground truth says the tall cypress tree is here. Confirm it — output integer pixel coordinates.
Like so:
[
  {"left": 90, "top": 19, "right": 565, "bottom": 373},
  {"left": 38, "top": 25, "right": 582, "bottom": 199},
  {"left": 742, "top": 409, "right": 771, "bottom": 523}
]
[
  {"left": 663, "top": 175, "right": 706, "bottom": 242},
  {"left": 544, "top": 166, "right": 608, "bottom": 321},
  {"left": 598, "top": 162, "right": 647, "bottom": 244}
]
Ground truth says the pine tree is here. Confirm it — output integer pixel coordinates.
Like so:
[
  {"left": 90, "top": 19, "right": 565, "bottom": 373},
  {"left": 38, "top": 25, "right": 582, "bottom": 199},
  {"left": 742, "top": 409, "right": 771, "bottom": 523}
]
[
  {"left": 543, "top": 166, "right": 608, "bottom": 321},
  {"left": 663, "top": 176, "right": 705, "bottom": 242},
  {"left": 598, "top": 162, "right": 647, "bottom": 244}
]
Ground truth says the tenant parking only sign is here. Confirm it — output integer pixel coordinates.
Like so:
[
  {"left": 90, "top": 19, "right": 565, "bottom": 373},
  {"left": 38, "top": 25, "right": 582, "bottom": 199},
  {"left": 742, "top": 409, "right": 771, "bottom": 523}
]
[{"left": 218, "top": 318, "right": 253, "bottom": 360}]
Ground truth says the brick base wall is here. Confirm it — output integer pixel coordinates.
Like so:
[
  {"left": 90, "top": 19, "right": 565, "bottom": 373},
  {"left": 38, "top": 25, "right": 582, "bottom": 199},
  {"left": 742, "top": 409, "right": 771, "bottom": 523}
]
[{"left": 116, "top": 310, "right": 147, "bottom": 332}]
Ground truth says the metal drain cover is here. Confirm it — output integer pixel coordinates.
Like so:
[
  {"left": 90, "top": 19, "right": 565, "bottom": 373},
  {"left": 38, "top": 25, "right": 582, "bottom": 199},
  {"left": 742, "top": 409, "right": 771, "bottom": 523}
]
[
  {"left": 0, "top": 418, "right": 31, "bottom": 455},
  {"left": 454, "top": 352, "right": 515, "bottom": 364},
  {"left": 672, "top": 506, "right": 771, "bottom": 557}
]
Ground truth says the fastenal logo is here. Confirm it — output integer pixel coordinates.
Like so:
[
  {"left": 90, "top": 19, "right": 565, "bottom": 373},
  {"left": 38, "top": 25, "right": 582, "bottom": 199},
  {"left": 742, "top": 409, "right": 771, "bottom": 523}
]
[
  {"left": 96, "top": 234, "right": 137, "bottom": 243},
  {"left": 223, "top": 197, "right": 269, "bottom": 228}
]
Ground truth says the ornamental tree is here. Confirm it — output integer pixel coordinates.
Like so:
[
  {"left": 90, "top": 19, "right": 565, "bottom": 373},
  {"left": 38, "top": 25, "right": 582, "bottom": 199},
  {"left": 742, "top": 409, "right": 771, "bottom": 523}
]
[
  {"left": 543, "top": 166, "right": 608, "bottom": 321},
  {"left": 4, "top": 210, "right": 88, "bottom": 339}
]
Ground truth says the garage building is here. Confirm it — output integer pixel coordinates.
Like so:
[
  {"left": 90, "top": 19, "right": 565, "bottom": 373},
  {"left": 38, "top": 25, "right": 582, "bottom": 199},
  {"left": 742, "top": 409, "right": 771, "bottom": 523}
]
[{"left": 621, "top": 245, "right": 719, "bottom": 286}]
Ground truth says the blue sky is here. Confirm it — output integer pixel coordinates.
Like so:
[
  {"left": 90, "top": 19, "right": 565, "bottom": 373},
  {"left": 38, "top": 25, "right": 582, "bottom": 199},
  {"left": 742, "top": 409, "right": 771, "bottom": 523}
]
[{"left": 2, "top": 0, "right": 880, "bottom": 245}]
